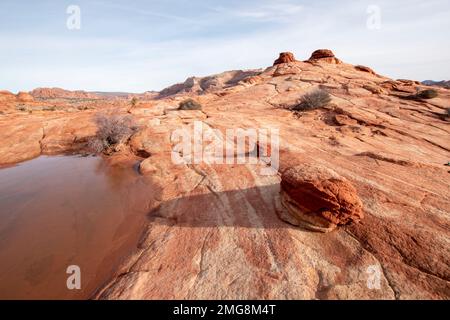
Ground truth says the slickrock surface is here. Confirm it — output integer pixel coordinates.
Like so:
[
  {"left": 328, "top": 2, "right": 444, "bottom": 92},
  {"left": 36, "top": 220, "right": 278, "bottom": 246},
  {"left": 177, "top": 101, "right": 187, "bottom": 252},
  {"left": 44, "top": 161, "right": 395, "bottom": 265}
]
[
  {"left": 279, "top": 164, "right": 364, "bottom": 233},
  {"left": 1, "top": 50, "right": 449, "bottom": 299},
  {"left": 273, "top": 52, "right": 297, "bottom": 65}
]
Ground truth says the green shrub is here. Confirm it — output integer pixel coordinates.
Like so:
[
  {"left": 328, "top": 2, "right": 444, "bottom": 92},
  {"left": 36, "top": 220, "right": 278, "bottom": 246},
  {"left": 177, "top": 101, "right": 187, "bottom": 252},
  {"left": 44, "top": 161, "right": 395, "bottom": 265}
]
[
  {"left": 291, "top": 89, "right": 331, "bottom": 111},
  {"left": 178, "top": 99, "right": 202, "bottom": 110}
]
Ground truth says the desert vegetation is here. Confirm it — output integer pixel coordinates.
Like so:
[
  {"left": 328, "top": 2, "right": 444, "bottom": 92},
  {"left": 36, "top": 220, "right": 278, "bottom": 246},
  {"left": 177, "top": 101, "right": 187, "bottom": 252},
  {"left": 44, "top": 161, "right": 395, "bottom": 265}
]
[
  {"left": 178, "top": 98, "right": 202, "bottom": 110},
  {"left": 88, "top": 112, "right": 139, "bottom": 154},
  {"left": 291, "top": 89, "right": 332, "bottom": 112},
  {"left": 409, "top": 89, "right": 439, "bottom": 100}
]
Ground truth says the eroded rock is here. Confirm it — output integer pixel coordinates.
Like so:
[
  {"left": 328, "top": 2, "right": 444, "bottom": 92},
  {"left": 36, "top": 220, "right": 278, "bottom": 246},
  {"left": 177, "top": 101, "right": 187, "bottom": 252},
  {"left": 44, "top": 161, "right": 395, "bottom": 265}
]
[
  {"left": 308, "top": 49, "right": 342, "bottom": 64},
  {"left": 273, "top": 52, "right": 297, "bottom": 65},
  {"left": 279, "top": 164, "right": 364, "bottom": 232}
]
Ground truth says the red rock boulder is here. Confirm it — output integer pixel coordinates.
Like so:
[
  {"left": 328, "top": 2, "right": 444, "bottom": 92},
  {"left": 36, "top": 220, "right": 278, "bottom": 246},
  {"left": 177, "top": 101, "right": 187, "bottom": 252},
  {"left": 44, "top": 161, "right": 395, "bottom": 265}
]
[
  {"left": 273, "top": 52, "right": 297, "bottom": 66},
  {"left": 279, "top": 164, "right": 364, "bottom": 232},
  {"left": 308, "top": 49, "right": 341, "bottom": 64}
]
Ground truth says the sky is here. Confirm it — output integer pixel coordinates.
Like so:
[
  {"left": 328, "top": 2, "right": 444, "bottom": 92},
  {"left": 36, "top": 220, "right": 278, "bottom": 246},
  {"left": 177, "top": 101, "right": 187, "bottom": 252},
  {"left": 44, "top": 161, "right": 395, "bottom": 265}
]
[{"left": 0, "top": 0, "right": 449, "bottom": 93}]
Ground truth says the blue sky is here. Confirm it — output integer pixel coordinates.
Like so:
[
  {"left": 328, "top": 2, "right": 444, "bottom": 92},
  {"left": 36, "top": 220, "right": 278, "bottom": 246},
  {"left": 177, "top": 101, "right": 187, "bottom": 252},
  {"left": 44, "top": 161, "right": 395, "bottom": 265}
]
[{"left": 1, "top": 0, "right": 449, "bottom": 93}]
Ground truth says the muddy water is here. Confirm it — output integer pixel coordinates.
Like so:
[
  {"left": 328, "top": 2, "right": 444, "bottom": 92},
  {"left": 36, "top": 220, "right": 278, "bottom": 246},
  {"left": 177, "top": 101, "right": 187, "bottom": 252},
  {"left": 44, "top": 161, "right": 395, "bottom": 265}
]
[{"left": 0, "top": 156, "right": 157, "bottom": 299}]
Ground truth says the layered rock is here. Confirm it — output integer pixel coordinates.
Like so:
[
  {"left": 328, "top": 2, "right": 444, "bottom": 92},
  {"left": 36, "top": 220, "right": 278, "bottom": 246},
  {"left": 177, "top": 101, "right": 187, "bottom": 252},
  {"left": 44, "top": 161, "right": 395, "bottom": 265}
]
[
  {"left": 0, "top": 90, "right": 16, "bottom": 102},
  {"left": 157, "top": 70, "right": 262, "bottom": 98},
  {"left": 1, "top": 49, "right": 449, "bottom": 300},
  {"left": 308, "top": 49, "right": 342, "bottom": 64},
  {"left": 16, "top": 91, "right": 34, "bottom": 102},
  {"left": 30, "top": 87, "right": 99, "bottom": 99},
  {"left": 355, "top": 65, "right": 376, "bottom": 75},
  {"left": 273, "top": 52, "right": 297, "bottom": 65},
  {"left": 279, "top": 164, "right": 364, "bottom": 232}
]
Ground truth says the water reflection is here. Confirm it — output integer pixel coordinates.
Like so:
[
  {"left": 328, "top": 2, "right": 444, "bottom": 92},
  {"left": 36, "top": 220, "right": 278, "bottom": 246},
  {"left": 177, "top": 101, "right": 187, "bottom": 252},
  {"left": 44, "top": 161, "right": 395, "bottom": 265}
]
[{"left": 0, "top": 155, "right": 157, "bottom": 299}]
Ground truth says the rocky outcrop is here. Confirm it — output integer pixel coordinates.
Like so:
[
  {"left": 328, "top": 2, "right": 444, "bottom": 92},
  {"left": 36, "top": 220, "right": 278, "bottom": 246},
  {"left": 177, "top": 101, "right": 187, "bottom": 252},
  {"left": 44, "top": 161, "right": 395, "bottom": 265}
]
[
  {"left": 1, "top": 49, "right": 449, "bottom": 300},
  {"left": 273, "top": 52, "right": 297, "bottom": 65},
  {"left": 16, "top": 91, "right": 34, "bottom": 102},
  {"left": 30, "top": 87, "right": 99, "bottom": 99},
  {"left": 279, "top": 164, "right": 364, "bottom": 232},
  {"left": 157, "top": 70, "right": 262, "bottom": 98},
  {"left": 0, "top": 90, "right": 16, "bottom": 102},
  {"left": 355, "top": 65, "right": 376, "bottom": 75},
  {"left": 307, "top": 49, "right": 342, "bottom": 64}
]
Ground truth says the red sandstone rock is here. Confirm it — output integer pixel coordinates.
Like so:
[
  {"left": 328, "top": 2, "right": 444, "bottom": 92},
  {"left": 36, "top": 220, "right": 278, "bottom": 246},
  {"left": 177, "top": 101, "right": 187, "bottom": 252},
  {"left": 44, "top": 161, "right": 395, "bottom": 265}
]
[
  {"left": 308, "top": 49, "right": 342, "bottom": 64},
  {"left": 273, "top": 52, "right": 297, "bottom": 65},
  {"left": 355, "top": 65, "right": 376, "bottom": 75},
  {"left": 279, "top": 164, "right": 364, "bottom": 232},
  {"left": 0, "top": 90, "right": 16, "bottom": 102},
  {"left": 1, "top": 52, "right": 449, "bottom": 300},
  {"left": 16, "top": 91, "right": 34, "bottom": 102},
  {"left": 30, "top": 87, "right": 99, "bottom": 99}
]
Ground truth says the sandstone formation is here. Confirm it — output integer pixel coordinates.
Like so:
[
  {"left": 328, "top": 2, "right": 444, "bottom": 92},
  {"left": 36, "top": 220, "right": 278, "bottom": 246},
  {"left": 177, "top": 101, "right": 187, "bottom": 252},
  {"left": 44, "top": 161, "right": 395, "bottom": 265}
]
[
  {"left": 355, "top": 65, "right": 377, "bottom": 75},
  {"left": 0, "top": 90, "right": 16, "bottom": 102},
  {"left": 1, "top": 49, "right": 449, "bottom": 300},
  {"left": 279, "top": 164, "right": 363, "bottom": 233},
  {"left": 308, "top": 49, "right": 342, "bottom": 64},
  {"left": 30, "top": 87, "right": 99, "bottom": 99},
  {"left": 273, "top": 52, "right": 297, "bottom": 65},
  {"left": 16, "top": 91, "right": 34, "bottom": 102},
  {"left": 158, "top": 70, "right": 262, "bottom": 98}
]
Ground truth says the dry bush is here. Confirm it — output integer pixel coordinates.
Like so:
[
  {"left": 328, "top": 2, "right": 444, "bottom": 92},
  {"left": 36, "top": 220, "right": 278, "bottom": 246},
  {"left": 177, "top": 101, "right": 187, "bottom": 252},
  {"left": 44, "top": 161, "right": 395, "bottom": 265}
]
[
  {"left": 178, "top": 99, "right": 202, "bottom": 110},
  {"left": 292, "top": 89, "right": 332, "bottom": 112},
  {"left": 409, "top": 89, "right": 438, "bottom": 100},
  {"left": 88, "top": 113, "right": 138, "bottom": 154}
]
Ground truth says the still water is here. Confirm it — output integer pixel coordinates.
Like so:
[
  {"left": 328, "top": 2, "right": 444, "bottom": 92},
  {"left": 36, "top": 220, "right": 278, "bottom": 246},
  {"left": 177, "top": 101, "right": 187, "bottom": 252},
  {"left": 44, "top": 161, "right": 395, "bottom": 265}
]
[{"left": 0, "top": 156, "right": 156, "bottom": 299}]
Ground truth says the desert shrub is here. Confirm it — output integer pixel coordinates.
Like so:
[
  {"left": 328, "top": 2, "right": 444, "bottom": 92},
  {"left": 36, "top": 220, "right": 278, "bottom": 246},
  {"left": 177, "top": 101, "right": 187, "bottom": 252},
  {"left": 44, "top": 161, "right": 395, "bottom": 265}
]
[
  {"left": 410, "top": 89, "right": 438, "bottom": 100},
  {"left": 291, "top": 89, "right": 332, "bottom": 112},
  {"left": 88, "top": 113, "right": 139, "bottom": 154},
  {"left": 178, "top": 99, "right": 202, "bottom": 110},
  {"left": 16, "top": 105, "right": 27, "bottom": 112},
  {"left": 131, "top": 97, "right": 138, "bottom": 108}
]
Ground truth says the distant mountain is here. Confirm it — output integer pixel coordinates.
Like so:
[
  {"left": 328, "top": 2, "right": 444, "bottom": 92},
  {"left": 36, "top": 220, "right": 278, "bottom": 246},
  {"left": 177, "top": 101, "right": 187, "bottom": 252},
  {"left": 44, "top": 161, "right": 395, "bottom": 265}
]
[
  {"left": 422, "top": 80, "right": 450, "bottom": 89},
  {"left": 29, "top": 88, "right": 158, "bottom": 100},
  {"left": 30, "top": 87, "right": 99, "bottom": 99}
]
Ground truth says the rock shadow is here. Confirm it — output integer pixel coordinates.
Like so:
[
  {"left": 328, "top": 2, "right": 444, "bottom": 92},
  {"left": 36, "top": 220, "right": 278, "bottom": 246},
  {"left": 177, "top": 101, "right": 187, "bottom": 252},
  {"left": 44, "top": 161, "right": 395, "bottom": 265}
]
[{"left": 146, "top": 183, "right": 298, "bottom": 230}]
